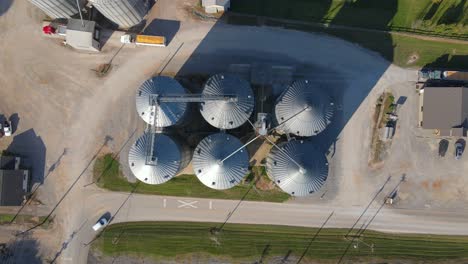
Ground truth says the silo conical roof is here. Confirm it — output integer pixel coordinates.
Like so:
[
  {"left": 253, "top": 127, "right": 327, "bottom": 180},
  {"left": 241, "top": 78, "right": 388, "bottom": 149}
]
[
  {"left": 136, "top": 76, "right": 188, "bottom": 127},
  {"left": 193, "top": 133, "right": 249, "bottom": 190},
  {"left": 200, "top": 74, "right": 254, "bottom": 130},
  {"left": 275, "top": 80, "right": 334, "bottom": 137},
  {"left": 129, "top": 133, "right": 184, "bottom": 185},
  {"left": 266, "top": 140, "right": 328, "bottom": 196}
]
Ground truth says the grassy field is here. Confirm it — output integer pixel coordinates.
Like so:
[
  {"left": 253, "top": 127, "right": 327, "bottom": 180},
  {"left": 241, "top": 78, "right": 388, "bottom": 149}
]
[
  {"left": 227, "top": 14, "right": 468, "bottom": 68},
  {"left": 231, "top": 0, "right": 468, "bottom": 35},
  {"left": 94, "top": 221, "right": 468, "bottom": 262},
  {"left": 94, "top": 154, "right": 290, "bottom": 202}
]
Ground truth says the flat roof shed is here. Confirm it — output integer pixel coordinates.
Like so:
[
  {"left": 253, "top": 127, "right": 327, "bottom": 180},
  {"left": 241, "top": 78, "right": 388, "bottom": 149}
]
[{"left": 66, "top": 19, "right": 101, "bottom": 52}]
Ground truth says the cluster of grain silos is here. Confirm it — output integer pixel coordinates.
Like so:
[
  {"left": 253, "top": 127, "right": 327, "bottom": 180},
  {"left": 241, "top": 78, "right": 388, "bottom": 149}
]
[
  {"left": 129, "top": 74, "right": 333, "bottom": 197},
  {"left": 28, "top": 0, "right": 147, "bottom": 28},
  {"left": 263, "top": 79, "right": 334, "bottom": 196},
  {"left": 129, "top": 75, "right": 254, "bottom": 190},
  {"left": 130, "top": 76, "right": 191, "bottom": 186}
]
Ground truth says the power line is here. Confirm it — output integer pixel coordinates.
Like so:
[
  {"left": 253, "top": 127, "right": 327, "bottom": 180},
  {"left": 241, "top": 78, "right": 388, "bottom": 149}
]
[
  {"left": 10, "top": 148, "right": 68, "bottom": 223},
  {"left": 84, "top": 181, "right": 141, "bottom": 246},
  {"left": 17, "top": 137, "right": 113, "bottom": 235},
  {"left": 296, "top": 211, "right": 334, "bottom": 264},
  {"left": 356, "top": 177, "right": 405, "bottom": 238},
  {"left": 337, "top": 177, "right": 404, "bottom": 264},
  {"left": 344, "top": 175, "right": 391, "bottom": 238},
  {"left": 213, "top": 182, "right": 256, "bottom": 233}
]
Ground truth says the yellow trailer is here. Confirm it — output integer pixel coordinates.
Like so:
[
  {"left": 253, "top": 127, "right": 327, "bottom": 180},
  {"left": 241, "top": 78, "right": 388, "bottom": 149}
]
[
  {"left": 121, "top": 34, "right": 166, "bottom": 47},
  {"left": 135, "top": 35, "right": 166, "bottom": 47}
]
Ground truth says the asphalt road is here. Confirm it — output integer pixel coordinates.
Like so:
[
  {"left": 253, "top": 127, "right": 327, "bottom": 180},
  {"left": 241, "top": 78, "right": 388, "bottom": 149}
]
[
  {"left": 91, "top": 191, "right": 468, "bottom": 235},
  {"left": 61, "top": 188, "right": 468, "bottom": 264}
]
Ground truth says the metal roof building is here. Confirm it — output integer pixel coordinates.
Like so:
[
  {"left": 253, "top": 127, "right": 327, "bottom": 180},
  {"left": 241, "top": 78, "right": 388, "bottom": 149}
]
[
  {"left": 274, "top": 80, "right": 334, "bottom": 137},
  {"left": 136, "top": 76, "right": 189, "bottom": 127},
  {"left": 200, "top": 74, "right": 254, "bottom": 130},
  {"left": 89, "top": 0, "right": 147, "bottom": 28},
  {"left": 28, "top": 0, "right": 84, "bottom": 19},
  {"left": 420, "top": 83, "right": 468, "bottom": 137},
  {"left": 266, "top": 140, "right": 328, "bottom": 196},
  {"left": 192, "top": 133, "right": 249, "bottom": 190},
  {"left": 128, "top": 133, "right": 190, "bottom": 185},
  {"left": 0, "top": 156, "right": 30, "bottom": 206}
]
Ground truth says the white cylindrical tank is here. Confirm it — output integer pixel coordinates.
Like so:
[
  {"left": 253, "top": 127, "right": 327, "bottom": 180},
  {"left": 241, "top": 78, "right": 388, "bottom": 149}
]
[
  {"left": 192, "top": 133, "right": 249, "bottom": 190},
  {"left": 28, "top": 0, "right": 84, "bottom": 19},
  {"left": 128, "top": 133, "right": 191, "bottom": 185},
  {"left": 200, "top": 74, "right": 254, "bottom": 130},
  {"left": 266, "top": 140, "right": 328, "bottom": 196},
  {"left": 89, "top": 0, "right": 147, "bottom": 28},
  {"left": 136, "top": 76, "right": 190, "bottom": 128},
  {"left": 274, "top": 79, "right": 334, "bottom": 137}
]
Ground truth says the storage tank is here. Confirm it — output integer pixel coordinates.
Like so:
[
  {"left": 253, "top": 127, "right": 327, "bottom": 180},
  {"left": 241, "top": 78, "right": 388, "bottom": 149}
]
[
  {"left": 28, "top": 0, "right": 83, "bottom": 19},
  {"left": 274, "top": 80, "right": 334, "bottom": 137},
  {"left": 266, "top": 140, "right": 328, "bottom": 196},
  {"left": 89, "top": 0, "right": 147, "bottom": 28},
  {"left": 200, "top": 74, "right": 254, "bottom": 130},
  {"left": 136, "top": 76, "right": 189, "bottom": 127},
  {"left": 128, "top": 132, "right": 191, "bottom": 185},
  {"left": 193, "top": 133, "right": 249, "bottom": 190}
]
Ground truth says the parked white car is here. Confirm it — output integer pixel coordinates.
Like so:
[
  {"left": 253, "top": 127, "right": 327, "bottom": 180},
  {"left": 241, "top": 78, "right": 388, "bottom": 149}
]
[
  {"left": 92, "top": 217, "right": 109, "bottom": 231},
  {"left": 3, "top": 121, "right": 11, "bottom": 137}
]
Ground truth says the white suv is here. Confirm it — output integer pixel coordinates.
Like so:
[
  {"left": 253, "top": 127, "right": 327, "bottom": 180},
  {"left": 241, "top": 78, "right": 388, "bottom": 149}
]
[
  {"left": 3, "top": 121, "right": 11, "bottom": 137},
  {"left": 92, "top": 217, "right": 109, "bottom": 231}
]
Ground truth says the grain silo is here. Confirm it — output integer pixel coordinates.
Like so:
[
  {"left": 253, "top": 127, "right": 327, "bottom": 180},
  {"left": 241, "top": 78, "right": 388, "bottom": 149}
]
[
  {"left": 266, "top": 140, "right": 328, "bottom": 196},
  {"left": 136, "top": 76, "right": 189, "bottom": 128},
  {"left": 128, "top": 133, "right": 191, "bottom": 185},
  {"left": 200, "top": 74, "right": 254, "bottom": 130},
  {"left": 274, "top": 80, "right": 334, "bottom": 137},
  {"left": 88, "top": 0, "right": 147, "bottom": 28},
  {"left": 193, "top": 133, "right": 249, "bottom": 190},
  {"left": 28, "top": 0, "right": 84, "bottom": 19}
]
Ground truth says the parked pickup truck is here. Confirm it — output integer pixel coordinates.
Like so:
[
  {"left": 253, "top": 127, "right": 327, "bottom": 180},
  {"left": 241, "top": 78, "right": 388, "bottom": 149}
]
[{"left": 120, "top": 34, "right": 166, "bottom": 47}]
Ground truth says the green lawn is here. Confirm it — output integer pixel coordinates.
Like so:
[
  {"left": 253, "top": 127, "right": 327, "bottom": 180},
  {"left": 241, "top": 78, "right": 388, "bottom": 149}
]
[
  {"left": 94, "top": 221, "right": 468, "bottom": 262},
  {"left": 94, "top": 154, "right": 290, "bottom": 202},
  {"left": 227, "top": 15, "right": 468, "bottom": 68},
  {"left": 321, "top": 27, "right": 468, "bottom": 68},
  {"left": 231, "top": 0, "right": 468, "bottom": 35},
  {"left": 0, "top": 214, "right": 50, "bottom": 226}
]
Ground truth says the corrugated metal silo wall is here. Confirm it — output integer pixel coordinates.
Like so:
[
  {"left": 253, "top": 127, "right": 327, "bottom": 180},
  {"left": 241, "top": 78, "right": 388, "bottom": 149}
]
[
  {"left": 28, "top": 0, "right": 83, "bottom": 19},
  {"left": 172, "top": 134, "right": 192, "bottom": 172},
  {"left": 90, "top": 0, "right": 147, "bottom": 28}
]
